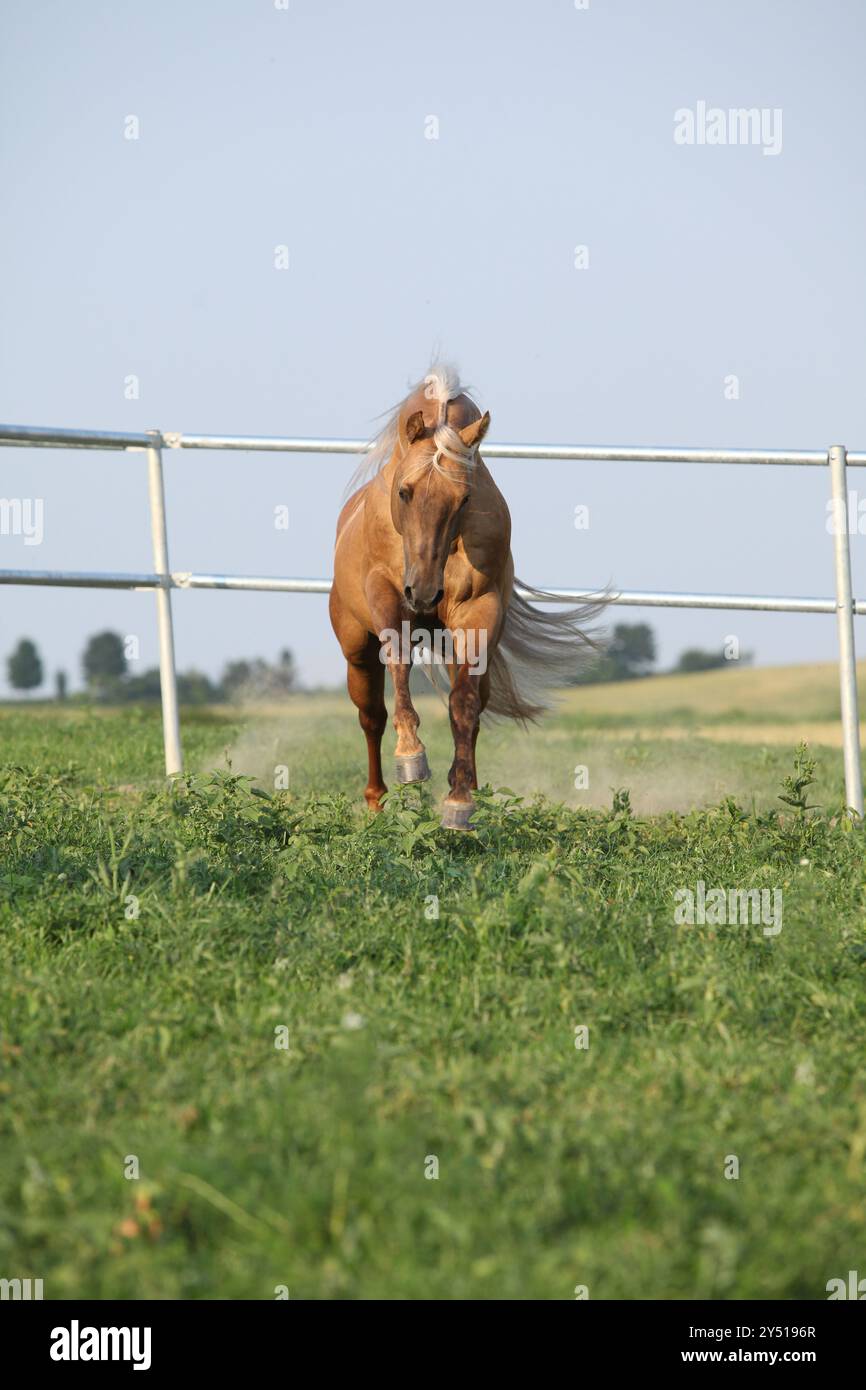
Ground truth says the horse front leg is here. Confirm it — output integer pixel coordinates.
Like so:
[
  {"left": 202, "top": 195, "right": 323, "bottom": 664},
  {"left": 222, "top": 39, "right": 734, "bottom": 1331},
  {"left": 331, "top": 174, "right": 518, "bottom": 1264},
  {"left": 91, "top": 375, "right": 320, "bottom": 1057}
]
[
  {"left": 442, "top": 664, "right": 483, "bottom": 828},
  {"left": 366, "top": 571, "right": 430, "bottom": 785},
  {"left": 441, "top": 600, "right": 498, "bottom": 830},
  {"left": 387, "top": 652, "right": 430, "bottom": 784}
]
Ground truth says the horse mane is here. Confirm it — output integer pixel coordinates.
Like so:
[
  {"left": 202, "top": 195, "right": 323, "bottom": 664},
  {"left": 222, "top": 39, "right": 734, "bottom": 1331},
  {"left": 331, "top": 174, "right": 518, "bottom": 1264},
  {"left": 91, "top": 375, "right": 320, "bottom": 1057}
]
[{"left": 346, "top": 363, "right": 480, "bottom": 496}]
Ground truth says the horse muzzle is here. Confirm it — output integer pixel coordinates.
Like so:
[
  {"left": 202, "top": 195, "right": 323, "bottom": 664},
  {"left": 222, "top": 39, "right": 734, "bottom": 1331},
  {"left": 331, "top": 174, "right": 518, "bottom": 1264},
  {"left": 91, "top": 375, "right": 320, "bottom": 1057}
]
[{"left": 403, "top": 582, "right": 444, "bottom": 614}]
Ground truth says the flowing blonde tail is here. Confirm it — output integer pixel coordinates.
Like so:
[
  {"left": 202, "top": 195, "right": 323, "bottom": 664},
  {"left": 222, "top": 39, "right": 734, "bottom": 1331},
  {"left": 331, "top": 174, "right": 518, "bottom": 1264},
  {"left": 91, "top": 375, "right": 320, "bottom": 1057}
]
[{"left": 486, "top": 581, "right": 607, "bottom": 724}]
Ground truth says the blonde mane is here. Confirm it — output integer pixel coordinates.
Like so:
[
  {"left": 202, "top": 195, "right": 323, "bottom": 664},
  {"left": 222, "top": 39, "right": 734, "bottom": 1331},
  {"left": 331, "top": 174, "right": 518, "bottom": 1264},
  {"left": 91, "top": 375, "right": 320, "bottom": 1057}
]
[{"left": 346, "top": 363, "right": 480, "bottom": 496}]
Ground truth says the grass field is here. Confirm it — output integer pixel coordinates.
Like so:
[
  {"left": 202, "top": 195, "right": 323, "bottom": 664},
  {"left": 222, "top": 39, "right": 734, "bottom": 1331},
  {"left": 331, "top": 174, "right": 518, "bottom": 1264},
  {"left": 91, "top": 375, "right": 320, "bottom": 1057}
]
[{"left": 1, "top": 663, "right": 865, "bottom": 1300}]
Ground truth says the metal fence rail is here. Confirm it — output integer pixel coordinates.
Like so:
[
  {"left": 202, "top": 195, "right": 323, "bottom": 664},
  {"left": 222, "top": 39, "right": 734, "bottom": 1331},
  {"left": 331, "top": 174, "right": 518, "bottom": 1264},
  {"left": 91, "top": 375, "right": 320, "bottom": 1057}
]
[{"left": 1, "top": 423, "right": 863, "bottom": 815}]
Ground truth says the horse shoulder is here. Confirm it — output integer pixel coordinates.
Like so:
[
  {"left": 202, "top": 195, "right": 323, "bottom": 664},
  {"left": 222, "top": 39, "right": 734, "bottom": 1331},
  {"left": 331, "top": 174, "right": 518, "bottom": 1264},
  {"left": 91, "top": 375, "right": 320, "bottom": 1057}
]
[{"left": 335, "top": 484, "right": 369, "bottom": 539}]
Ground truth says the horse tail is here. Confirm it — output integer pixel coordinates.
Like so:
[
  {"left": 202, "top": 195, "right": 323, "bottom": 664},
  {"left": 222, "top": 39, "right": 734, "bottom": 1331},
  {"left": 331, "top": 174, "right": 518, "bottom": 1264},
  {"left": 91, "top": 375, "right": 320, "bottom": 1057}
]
[{"left": 485, "top": 581, "right": 606, "bottom": 724}]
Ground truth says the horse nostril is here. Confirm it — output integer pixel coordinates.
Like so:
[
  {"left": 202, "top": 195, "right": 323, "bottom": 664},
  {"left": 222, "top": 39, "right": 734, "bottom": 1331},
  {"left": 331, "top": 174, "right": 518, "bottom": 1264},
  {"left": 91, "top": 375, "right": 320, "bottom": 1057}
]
[
  {"left": 404, "top": 585, "right": 413, "bottom": 603},
  {"left": 433, "top": 589, "right": 444, "bottom": 606}
]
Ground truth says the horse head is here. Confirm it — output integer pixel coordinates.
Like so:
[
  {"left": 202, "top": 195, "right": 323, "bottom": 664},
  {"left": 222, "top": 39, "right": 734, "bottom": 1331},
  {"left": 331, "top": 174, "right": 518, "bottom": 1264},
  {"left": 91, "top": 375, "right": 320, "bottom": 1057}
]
[{"left": 390, "top": 407, "right": 490, "bottom": 613}]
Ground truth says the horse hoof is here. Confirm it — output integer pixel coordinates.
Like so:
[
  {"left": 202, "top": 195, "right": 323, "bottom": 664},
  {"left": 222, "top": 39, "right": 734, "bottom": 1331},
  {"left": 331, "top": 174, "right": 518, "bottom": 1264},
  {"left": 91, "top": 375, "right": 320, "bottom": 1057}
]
[
  {"left": 395, "top": 751, "right": 430, "bottom": 783},
  {"left": 441, "top": 799, "right": 474, "bottom": 831}
]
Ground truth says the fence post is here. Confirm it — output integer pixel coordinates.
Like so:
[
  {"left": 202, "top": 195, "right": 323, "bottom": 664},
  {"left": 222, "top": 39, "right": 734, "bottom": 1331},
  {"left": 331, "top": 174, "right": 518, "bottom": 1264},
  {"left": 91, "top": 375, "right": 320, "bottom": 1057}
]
[
  {"left": 146, "top": 433, "right": 183, "bottom": 776},
  {"left": 828, "top": 443, "right": 863, "bottom": 816}
]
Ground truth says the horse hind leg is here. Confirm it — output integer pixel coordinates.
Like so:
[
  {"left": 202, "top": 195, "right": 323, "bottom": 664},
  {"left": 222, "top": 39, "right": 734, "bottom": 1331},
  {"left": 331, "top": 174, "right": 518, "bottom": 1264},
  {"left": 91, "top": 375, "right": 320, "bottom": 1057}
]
[
  {"left": 346, "top": 644, "right": 388, "bottom": 811},
  {"left": 469, "top": 670, "right": 490, "bottom": 790}
]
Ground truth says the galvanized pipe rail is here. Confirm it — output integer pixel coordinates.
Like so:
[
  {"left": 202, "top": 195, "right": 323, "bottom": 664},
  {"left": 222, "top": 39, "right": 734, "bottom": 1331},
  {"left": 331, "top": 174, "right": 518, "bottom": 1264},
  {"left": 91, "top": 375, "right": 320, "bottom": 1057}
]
[{"left": 1, "top": 423, "right": 863, "bottom": 814}]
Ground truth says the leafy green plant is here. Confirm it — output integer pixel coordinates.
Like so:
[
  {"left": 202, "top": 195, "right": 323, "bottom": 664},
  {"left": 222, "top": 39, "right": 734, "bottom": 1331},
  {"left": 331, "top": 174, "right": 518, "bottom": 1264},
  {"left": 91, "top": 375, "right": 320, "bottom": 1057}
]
[{"left": 778, "top": 742, "right": 820, "bottom": 815}]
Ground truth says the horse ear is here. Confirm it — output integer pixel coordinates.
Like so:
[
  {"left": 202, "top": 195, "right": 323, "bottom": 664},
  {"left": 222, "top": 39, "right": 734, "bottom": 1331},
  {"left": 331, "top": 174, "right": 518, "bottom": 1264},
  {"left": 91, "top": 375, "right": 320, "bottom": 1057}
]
[
  {"left": 458, "top": 411, "right": 490, "bottom": 450},
  {"left": 404, "top": 411, "right": 426, "bottom": 445}
]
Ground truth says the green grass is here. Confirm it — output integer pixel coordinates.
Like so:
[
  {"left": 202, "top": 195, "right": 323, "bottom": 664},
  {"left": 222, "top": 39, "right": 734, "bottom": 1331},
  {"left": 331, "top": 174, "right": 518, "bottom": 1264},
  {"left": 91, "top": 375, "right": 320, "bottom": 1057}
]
[{"left": 1, "top": 692, "right": 865, "bottom": 1300}]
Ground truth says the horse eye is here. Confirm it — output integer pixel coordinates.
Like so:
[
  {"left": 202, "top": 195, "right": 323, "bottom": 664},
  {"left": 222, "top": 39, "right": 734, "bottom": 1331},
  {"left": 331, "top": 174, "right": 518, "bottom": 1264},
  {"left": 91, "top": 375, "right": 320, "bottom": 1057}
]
[
  {"left": 458, "top": 494, "right": 470, "bottom": 508},
  {"left": 398, "top": 488, "right": 410, "bottom": 503}
]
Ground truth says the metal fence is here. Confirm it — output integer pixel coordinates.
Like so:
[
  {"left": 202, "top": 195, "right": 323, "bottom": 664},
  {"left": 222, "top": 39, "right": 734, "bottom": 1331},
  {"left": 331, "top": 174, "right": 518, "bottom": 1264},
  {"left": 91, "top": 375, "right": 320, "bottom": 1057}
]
[{"left": 1, "top": 423, "right": 863, "bottom": 815}]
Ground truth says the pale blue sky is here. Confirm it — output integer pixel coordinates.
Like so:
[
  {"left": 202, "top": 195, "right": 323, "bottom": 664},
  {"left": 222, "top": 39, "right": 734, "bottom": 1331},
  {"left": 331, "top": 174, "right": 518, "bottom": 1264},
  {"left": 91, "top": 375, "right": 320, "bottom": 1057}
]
[{"left": 1, "top": 0, "right": 865, "bottom": 691}]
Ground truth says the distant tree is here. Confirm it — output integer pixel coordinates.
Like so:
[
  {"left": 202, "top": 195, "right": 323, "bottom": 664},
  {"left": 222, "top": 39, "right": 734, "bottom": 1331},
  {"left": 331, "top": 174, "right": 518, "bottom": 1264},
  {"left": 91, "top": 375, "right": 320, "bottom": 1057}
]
[
  {"left": 272, "top": 648, "right": 297, "bottom": 693},
  {"left": 7, "top": 638, "right": 43, "bottom": 694},
  {"left": 218, "top": 652, "right": 297, "bottom": 701},
  {"left": 105, "top": 666, "right": 220, "bottom": 705},
  {"left": 121, "top": 668, "right": 163, "bottom": 701},
  {"left": 55, "top": 669, "right": 68, "bottom": 701},
  {"left": 219, "top": 659, "right": 254, "bottom": 701},
  {"left": 82, "top": 631, "right": 127, "bottom": 695},
  {"left": 607, "top": 624, "right": 657, "bottom": 678},
  {"left": 675, "top": 647, "right": 753, "bottom": 673},
  {"left": 573, "top": 623, "right": 658, "bottom": 684},
  {"left": 176, "top": 670, "right": 220, "bottom": 705}
]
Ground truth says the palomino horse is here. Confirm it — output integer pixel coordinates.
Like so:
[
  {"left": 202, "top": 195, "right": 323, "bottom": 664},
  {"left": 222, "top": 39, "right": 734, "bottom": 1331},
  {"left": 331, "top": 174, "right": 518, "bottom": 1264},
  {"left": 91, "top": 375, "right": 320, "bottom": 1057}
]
[{"left": 329, "top": 366, "right": 600, "bottom": 829}]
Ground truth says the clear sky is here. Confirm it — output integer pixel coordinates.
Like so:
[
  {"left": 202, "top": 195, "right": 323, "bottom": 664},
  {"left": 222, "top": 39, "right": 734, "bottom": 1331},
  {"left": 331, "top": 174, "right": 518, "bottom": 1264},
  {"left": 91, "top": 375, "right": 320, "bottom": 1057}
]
[{"left": 1, "top": 0, "right": 865, "bottom": 692}]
